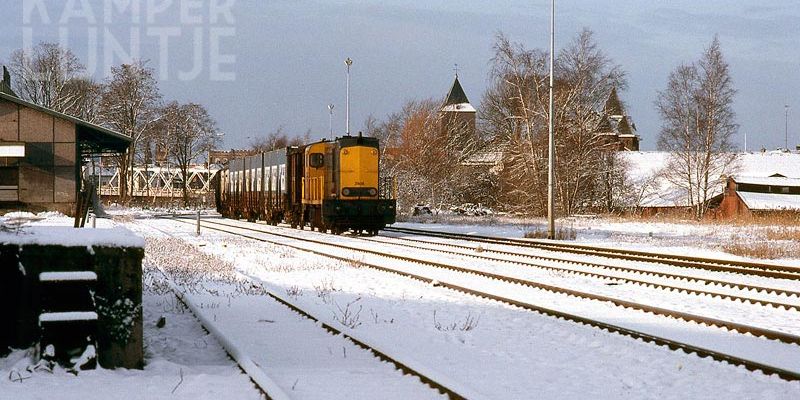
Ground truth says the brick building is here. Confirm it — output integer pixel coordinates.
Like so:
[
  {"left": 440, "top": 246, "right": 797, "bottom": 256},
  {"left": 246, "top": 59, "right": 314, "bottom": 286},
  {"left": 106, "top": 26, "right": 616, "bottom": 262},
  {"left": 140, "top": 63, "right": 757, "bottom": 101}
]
[{"left": 717, "top": 174, "right": 800, "bottom": 218}]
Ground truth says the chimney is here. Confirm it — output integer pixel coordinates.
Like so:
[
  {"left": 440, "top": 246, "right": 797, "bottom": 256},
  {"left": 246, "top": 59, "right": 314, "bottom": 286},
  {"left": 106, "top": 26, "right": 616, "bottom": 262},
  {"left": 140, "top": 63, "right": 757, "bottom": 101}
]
[{"left": 0, "top": 66, "right": 17, "bottom": 97}]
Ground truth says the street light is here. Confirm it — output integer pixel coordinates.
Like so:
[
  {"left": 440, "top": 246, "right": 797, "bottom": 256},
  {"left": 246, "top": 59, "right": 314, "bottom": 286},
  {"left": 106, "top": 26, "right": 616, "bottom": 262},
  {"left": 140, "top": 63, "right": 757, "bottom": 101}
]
[
  {"left": 345, "top": 57, "right": 353, "bottom": 136},
  {"left": 547, "top": 0, "right": 556, "bottom": 239},
  {"left": 328, "top": 104, "right": 335, "bottom": 139}
]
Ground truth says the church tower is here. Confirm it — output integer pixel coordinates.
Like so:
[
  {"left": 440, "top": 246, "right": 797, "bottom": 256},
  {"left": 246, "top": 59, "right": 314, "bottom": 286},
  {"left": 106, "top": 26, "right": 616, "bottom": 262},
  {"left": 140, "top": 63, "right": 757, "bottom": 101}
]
[
  {"left": 595, "top": 87, "right": 640, "bottom": 151},
  {"left": 440, "top": 74, "right": 476, "bottom": 140}
]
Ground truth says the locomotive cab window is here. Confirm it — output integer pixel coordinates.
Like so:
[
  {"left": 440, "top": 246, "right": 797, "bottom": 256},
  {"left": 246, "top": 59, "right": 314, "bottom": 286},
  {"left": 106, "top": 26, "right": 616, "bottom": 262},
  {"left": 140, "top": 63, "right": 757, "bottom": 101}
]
[{"left": 309, "top": 153, "right": 324, "bottom": 168}]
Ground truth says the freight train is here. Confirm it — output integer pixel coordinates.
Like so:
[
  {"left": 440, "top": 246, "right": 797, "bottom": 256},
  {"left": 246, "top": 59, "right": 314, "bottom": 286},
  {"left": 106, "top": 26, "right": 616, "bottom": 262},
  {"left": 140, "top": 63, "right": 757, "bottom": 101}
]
[{"left": 215, "top": 133, "right": 396, "bottom": 235}]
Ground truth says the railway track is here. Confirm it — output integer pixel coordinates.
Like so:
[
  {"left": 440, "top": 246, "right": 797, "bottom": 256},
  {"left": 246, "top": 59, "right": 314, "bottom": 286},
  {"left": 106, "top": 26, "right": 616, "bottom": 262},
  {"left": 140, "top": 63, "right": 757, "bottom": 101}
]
[
  {"left": 143, "top": 221, "right": 470, "bottom": 400},
  {"left": 169, "top": 215, "right": 800, "bottom": 382},
  {"left": 384, "top": 226, "right": 800, "bottom": 281},
  {"left": 366, "top": 233, "right": 800, "bottom": 310}
]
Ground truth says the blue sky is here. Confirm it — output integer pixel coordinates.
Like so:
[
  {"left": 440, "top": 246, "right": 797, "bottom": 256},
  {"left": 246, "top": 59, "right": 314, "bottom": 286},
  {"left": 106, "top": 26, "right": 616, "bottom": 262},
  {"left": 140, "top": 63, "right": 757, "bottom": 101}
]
[{"left": 1, "top": 1, "right": 798, "bottom": 150}]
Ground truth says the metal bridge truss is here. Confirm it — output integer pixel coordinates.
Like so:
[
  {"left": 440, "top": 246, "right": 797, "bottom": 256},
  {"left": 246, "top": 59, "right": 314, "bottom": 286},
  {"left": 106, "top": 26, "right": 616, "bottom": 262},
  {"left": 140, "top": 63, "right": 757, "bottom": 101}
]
[{"left": 92, "top": 164, "right": 220, "bottom": 198}]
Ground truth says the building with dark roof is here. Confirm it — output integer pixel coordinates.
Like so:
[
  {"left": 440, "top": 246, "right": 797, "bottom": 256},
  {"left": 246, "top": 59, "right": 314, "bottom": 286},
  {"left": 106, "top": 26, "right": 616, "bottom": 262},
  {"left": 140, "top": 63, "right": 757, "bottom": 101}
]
[
  {"left": 0, "top": 69, "right": 130, "bottom": 216},
  {"left": 595, "top": 88, "right": 640, "bottom": 151}
]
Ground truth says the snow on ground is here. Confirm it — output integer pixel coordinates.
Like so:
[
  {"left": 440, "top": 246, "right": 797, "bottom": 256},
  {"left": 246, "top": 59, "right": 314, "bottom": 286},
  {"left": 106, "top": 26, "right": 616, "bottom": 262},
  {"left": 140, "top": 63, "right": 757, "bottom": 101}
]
[
  {"left": 3, "top": 209, "right": 800, "bottom": 399},
  {"left": 128, "top": 216, "right": 799, "bottom": 399},
  {"left": 143, "top": 234, "right": 445, "bottom": 399},
  {"left": 0, "top": 272, "right": 261, "bottom": 400},
  {"left": 0, "top": 210, "right": 261, "bottom": 400},
  {"left": 396, "top": 213, "right": 800, "bottom": 264}
]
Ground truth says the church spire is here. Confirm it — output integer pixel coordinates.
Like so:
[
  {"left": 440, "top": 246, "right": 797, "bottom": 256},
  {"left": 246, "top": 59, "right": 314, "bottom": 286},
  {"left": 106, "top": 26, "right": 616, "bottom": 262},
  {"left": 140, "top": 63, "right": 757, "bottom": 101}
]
[
  {"left": 443, "top": 75, "right": 470, "bottom": 108},
  {"left": 604, "top": 87, "right": 624, "bottom": 116}
]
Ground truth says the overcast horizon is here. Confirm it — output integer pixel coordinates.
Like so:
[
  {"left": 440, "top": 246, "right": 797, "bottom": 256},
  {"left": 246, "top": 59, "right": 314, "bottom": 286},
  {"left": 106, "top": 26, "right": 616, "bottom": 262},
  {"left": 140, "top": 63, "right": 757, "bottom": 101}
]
[{"left": 1, "top": 1, "right": 798, "bottom": 151}]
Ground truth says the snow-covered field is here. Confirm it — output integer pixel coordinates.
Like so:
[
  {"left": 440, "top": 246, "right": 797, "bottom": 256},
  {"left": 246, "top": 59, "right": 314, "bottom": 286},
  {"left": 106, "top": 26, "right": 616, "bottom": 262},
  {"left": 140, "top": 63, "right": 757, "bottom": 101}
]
[{"left": 2, "top": 210, "right": 799, "bottom": 399}]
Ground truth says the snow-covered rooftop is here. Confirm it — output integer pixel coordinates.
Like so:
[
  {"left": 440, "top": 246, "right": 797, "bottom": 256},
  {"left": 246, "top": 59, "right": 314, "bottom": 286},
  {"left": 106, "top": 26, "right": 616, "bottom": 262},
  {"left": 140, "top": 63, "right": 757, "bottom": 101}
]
[
  {"left": 441, "top": 102, "right": 476, "bottom": 113},
  {"left": 734, "top": 175, "right": 800, "bottom": 188},
  {"left": 737, "top": 191, "right": 800, "bottom": 211},
  {"left": 0, "top": 226, "right": 144, "bottom": 248}
]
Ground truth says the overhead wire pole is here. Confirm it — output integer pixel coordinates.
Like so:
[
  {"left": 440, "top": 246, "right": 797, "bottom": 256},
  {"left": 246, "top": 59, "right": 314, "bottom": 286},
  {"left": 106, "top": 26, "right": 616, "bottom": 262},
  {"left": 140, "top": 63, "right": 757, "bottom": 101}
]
[
  {"left": 547, "top": 0, "right": 556, "bottom": 239},
  {"left": 785, "top": 104, "right": 789, "bottom": 150},
  {"left": 345, "top": 57, "right": 353, "bottom": 135},
  {"left": 328, "top": 103, "right": 334, "bottom": 139}
]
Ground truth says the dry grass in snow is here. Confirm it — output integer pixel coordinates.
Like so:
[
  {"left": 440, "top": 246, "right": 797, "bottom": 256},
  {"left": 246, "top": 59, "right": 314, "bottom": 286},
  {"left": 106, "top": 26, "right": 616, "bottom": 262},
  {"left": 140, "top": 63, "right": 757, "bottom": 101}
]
[{"left": 145, "top": 238, "right": 266, "bottom": 297}]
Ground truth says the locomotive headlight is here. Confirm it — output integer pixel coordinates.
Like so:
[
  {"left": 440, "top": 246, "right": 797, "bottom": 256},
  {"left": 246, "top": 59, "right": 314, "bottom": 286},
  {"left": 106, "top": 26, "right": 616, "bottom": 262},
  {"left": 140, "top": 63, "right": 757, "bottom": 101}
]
[
  {"left": 342, "top": 149, "right": 349, "bottom": 155},
  {"left": 368, "top": 188, "right": 378, "bottom": 196},
  {"left": 342, "top": 188, "right": 351, "bottom": 196},
  {"left": 371, "top": 149, "right": 378, "bottom": 156}
]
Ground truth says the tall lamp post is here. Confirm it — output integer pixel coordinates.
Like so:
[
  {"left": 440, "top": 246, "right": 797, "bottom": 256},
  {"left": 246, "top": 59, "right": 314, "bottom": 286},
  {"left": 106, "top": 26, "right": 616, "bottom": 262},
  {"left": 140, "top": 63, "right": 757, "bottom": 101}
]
[
  {"left": 345, "top": 57, "right": 353, "bottom": 136},
  {"left": 328, "top": 104, "right": 335, "bottom": 139},
  {"left": 547, "top": 0, "right": 556, "bottom": 239}
]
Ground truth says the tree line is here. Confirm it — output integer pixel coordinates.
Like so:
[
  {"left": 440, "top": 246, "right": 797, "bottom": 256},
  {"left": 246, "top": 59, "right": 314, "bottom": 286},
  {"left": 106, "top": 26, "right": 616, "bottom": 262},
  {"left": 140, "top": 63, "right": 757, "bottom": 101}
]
[
  {"left": 5, "top": 42, "right": 221, "bottom": 205},
  {"left": 366, "top": 30, "right": 737, "bottom": 219}
]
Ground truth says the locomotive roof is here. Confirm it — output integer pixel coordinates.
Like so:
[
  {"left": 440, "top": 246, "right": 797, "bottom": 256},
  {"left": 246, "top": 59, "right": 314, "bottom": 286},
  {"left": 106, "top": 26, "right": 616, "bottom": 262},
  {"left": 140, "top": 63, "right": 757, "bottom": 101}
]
[{"left": 337, "top": 135, "right": 379, "bottom": 148}]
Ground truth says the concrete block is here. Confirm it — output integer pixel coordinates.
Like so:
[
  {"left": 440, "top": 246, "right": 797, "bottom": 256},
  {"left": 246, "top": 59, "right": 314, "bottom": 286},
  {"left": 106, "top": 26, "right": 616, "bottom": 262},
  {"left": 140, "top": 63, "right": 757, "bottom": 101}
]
[{"left": 0, "top": 229, "right": 145, "bottom": 369}]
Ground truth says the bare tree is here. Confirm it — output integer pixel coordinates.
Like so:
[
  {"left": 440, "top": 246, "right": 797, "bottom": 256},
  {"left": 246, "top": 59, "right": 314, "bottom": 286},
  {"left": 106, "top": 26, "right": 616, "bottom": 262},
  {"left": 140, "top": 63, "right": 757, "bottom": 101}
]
[
  {"left": 482, "top": 33, "right": 550, "bottom": 213},
  {"left": 249, "top": 126, "right": 311, "bottom": 152},
  {"left": 555, "top": 30, "right": 627, "bottom": 215},
  {"left": 656, "top": 36, "right": 737, "bottom": 218},
  {"left": 481, "top": 30, "right": 626, "bottom": 215},
  {"left": 61, "top": 77, "right": 103, "bottom": 123},
  {"left": 99, "top": 61, "right": 162, "bottom": 201},
  {"left": 9, "top": 42, "right": 84, "bottom": 110},
  {"left": 8, "top": 42, "right": 102, "bottom": 121},
  {"left": 368, "top": 98, "right": 485, "bottom": 212},
  {"left": 161, "top": 102, "right": 220, "bottom": 205}
]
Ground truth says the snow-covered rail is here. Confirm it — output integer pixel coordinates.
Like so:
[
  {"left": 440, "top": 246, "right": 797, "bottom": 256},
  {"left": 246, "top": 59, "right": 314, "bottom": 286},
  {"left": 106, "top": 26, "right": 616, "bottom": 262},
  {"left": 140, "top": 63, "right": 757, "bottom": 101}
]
[
  {"left": 145, "top": 220, "right": 474, "bottom": 400},
  {"left": 171, "top": 216, "right": 800, "bottom": 382},
  {"left": 384, "top": 227, "right": 800, "bottom": 280},
  {"left": 163, "top": 277, "right": 292, "bottom": 400},
  {"left": 363, "top": 234, "right": 800, "bottom": 310}
]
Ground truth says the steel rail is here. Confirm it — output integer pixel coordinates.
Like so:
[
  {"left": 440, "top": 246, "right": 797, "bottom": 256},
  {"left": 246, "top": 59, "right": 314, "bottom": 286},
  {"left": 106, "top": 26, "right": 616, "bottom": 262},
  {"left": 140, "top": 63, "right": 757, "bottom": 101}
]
[
  {"left": 360, "top": 235, "right": 799, "bottom": 310},
  {"left": 147, "top": 220, "right": 470, "bottom": 400},
  {"left": 168, "top": 216, "right": 800, "bottom": 382},
  {"left": 373, "top": 233, "right": 800, "bottom": 298},
  {"left": 186, "top": 217, "right": 800, "bottom": 346},
  {"left": 384, "top": 226, "right": 800, "bottom": 280}
]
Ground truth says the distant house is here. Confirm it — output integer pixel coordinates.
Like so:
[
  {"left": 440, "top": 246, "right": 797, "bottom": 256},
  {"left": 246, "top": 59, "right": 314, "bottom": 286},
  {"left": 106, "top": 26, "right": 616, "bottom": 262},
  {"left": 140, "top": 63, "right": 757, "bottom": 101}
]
[
  {"left": 208, "top": 149, "right": 259, "bottom": 166},
  {"left": 717, "top": 174, "right": 800, "bottom": 218},
  {"left": 621, "top": 151, "right": 800, "bottom": 218}
]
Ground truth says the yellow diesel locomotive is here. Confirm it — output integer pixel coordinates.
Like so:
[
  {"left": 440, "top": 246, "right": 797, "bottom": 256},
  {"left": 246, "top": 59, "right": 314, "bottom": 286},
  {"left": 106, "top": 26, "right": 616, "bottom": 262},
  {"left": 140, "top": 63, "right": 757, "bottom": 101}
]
[{"left": 216, "top": 133, "right": 396, "bottom": 234}]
